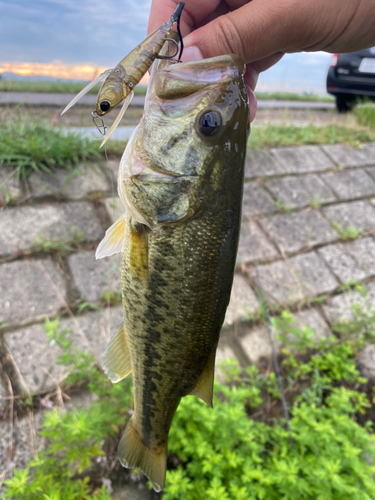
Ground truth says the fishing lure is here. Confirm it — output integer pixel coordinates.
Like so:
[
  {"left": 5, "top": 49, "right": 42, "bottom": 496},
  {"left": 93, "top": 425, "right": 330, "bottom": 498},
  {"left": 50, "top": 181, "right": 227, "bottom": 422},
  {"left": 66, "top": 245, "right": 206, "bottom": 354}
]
[{"left": 61, "top": 2, "right": 185, "bottom": 147}]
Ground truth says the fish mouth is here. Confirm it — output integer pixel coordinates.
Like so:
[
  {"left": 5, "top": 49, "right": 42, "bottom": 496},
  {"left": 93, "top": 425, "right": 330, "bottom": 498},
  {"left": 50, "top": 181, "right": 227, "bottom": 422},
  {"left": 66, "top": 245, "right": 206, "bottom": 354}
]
[{"left": 154, "top": 55, "right": 245, "bottom": 100}]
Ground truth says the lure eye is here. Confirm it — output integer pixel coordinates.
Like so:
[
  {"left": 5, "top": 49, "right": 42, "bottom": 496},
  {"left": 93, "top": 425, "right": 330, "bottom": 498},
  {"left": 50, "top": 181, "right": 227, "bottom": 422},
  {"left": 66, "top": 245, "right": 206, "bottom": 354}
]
[
  {"left": 100, "top": 101, "right": 111, "bottom": 112},
  {"left": 198, "top": 111, "right": 222, "bottom": 137}
]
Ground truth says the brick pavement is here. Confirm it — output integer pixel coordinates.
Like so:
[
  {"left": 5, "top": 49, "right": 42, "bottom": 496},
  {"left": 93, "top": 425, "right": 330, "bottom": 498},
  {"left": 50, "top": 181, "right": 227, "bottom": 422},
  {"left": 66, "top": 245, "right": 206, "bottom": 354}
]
[{"left": 1, "top": 143, "right": 375, "bottom": 488}]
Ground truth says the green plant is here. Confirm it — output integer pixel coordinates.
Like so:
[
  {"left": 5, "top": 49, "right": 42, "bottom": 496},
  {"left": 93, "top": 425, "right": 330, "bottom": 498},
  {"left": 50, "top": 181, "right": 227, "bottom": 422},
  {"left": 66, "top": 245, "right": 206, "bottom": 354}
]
[
  {"left": 32, "top": 227, "right": 84, "bottom": 254},
  {"left": 3, "top": 303, "right": 375, "bottom": 500},
  {"left": 100, "top": 290, "right": 122, "bottom": 306},
  {"left": 274, "top": 200, "right": 292, "bottom": 213},
  {"left": 331, "top": 222, "right": 364, "bottom": 240},
  {"left": 356, "top": 103, "right": 375, "bottom": 128},
  {"left": 0, "top": 112, "right": 100, "bottom": 179},
  {"left": 309, "top": 195, "right": 321, "bottom": 209},
  {"left": 248, "top": 124, "right": 374, "bottom": 149}
]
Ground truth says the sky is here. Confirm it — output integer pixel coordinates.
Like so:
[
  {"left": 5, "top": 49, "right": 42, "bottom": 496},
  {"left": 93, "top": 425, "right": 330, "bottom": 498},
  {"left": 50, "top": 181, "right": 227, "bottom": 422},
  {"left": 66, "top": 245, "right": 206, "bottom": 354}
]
[{"left": 0, "top": 0, "right": 333, "bottom": 94}]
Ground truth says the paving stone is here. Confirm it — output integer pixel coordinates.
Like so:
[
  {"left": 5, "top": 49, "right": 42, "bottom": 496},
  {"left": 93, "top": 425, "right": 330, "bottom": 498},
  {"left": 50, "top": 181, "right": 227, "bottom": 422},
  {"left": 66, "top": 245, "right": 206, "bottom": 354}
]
[
  {"left": 237, "top": 220, "right": 279, "bottom": 264},
  {"left": 102, "top": 159, "right": 120, "bottom": 186},
  {"left": 224, "top": 274, "right": 260, "bottom": 326},
  {"left": 247, "top": 252, "right": 338, "bottom": 306},
  {"left": 259, "top": 211, "right": 337, "bottom": 254},
  {"left": 0, "top": 259, "right": 66, "bottom": 325},
  {"left": 323, "top": 200, "right": 375, "bottom": 232},
  {"left": 68, "top": 250, "right": 121, "bottom": 303},
  {"left": 239, "top": 324, "right": 280, "bottom": 366},
  {"left": 0, "top": 165, "right": 23, "bottom": 204},
  {"left": 322, "top": 144, "right": 375, "bottom": 168},
  {"left": 266, "top": 174, "right": 336, "bottom": 209},
  {"left": 29, "top": 164, "right": 109, "bottom": 200},
  {"left": 290, "top": 308, "right": 331, "bottom": 343},
  {"left": 215, "top": 342, "right": 238, "bottom": 383},
  {"left": 104, "top": 196, "right": 123, "bottom": 223},
  {"left": 366, "top": 167, "right": 375, "bottom": 182},
  {"left": 242, "top": 181, "right": 276, "bottom": 217},
  {"left": 322, "top": 282, "right": 375, "bottom": 323},
  {"left": 0, "top": 202, "right": 103, "bottom": 256},
  {"left": 245, "top": 149, "right": 284, "bottom": 178},
  {"left": 0, "top": 370, "right": 9, "bottom": 414},
  {"left": 320, "top": 169, "right": 375, "bottom": 201},
  {"left": 4, "top": 307, "right": 123, "bottom": 394},
  {"left": 318, "top": 238, "right": 375, "bottom": 283},
  {"left": 271, "top": 146, "right": 334, "bottom": 174}
]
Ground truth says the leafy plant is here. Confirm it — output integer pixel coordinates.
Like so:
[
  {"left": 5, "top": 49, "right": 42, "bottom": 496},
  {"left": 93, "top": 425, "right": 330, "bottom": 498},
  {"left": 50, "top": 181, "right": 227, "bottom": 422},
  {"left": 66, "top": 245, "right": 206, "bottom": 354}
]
[
  {"left": 331, "top": 222, "right": 364, "bottom": 240},
  {"left": 356, "top": 103, "right": 375, "bottom": 128},
  {"left": 32, "top": 227, "right": 84, "bottom": 254},
  {"left": 3, "top": 303, "right": 375, "bottom": 500},
  {"left": 100, "top": 290, "right": 122, "bottom": 306},
  {"left": 274, "top": 200, "right": 292, "bottom": 213}
]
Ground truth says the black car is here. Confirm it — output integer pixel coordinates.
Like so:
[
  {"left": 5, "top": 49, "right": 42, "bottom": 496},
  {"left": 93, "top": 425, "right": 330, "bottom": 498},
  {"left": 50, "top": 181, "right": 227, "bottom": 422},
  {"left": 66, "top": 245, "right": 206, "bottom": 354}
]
[{"left": 326, "top": 47, "right": 375, "bottom": 112}]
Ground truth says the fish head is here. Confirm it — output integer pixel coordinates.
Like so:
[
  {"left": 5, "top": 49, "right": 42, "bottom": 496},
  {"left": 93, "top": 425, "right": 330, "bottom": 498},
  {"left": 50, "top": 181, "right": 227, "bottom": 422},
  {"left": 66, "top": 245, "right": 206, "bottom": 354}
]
[
  {"left": 96, "top": 65, "right": 131, "bottom": 116},
  {"left": 118, "top": 55, "right": 250, "bottom": 228}
]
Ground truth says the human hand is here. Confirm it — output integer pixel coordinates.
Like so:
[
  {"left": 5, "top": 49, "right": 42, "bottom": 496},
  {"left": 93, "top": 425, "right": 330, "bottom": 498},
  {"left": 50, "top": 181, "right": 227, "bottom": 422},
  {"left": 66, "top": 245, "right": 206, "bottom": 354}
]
[{"left": 148, "top": 0, "right": 375, "bottom": 121}]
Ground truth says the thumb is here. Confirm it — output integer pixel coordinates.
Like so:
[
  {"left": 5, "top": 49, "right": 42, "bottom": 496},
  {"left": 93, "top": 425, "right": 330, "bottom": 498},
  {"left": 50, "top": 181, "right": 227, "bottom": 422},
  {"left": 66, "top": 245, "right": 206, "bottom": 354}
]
[{"left": 182, "top": 0, "right": 309, "bottom": 65}]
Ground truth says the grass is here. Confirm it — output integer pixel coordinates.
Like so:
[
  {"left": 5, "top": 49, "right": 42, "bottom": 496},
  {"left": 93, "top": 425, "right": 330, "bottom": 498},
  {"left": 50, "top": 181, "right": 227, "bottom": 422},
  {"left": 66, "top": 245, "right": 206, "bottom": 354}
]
[
  {"left": 248, "top": 123, "right": 375, "bottom": 149},
  {"left": 0, "top": 79, "right": 148, "bottom": 95},
  {"left": 356, "top": 103, "right": 375, "bottom": 128},
  {"left": 0, "top": 112, "right": 100, "bottom": 178},
  {"left": 331, "top": 222, "right": 364, "bottom": 240}
]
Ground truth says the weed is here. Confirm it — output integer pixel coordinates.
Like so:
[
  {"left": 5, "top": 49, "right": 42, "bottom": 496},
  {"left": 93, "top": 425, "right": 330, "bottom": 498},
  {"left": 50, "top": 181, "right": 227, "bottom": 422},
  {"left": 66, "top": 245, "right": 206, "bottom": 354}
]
[
  {"left": 274, "top": 199, "right": 292, "bottom": 213},
  {"left": 32, "top": 227, "right": 85, "bottom": 254},
  {"left": 356, "top": 103, "right": 375, "bottom": 128},
  {"left": 248, "top": 124, "right": 374, "bottom": 149},
  {"left": 100, "top": 290, "right": 122, "bottom": 306},
  {"left": 331, "top": 222, "right": 364, "bottom": 240},
  {"left": 0, "top": 112, "right": 100, "bottom": 179},
  {"left": 75, "top": 300, "right": 102, "bottom": 315},
  {"left": 309, "top": 195, "right": 321, "bottom": 209},
  {"left": 3, "top": 301, "right": 375, "bottom": 500}
]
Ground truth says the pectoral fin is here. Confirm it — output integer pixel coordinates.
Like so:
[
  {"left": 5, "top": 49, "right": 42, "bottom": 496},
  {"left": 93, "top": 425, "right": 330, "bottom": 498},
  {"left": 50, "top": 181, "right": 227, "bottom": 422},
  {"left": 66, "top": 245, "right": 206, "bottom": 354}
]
[
  {"left": 102, "top": 323, "right": 132, "bottom": 383},
  {"left": 189, "top": 350, "right": 216, "bottom": 407},
  {"left": 96, "top": 214, "right": 125, "bottom": 259},
  {"left": 130, "top": 221, "right": 148, "bottom": 281}
]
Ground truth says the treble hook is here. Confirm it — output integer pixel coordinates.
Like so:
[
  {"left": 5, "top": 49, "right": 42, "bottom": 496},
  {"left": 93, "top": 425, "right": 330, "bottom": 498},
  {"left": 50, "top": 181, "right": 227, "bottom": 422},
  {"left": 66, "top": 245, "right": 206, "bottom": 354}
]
[{"left": 92, "top": 111, "right": 107, "bottom": 136}]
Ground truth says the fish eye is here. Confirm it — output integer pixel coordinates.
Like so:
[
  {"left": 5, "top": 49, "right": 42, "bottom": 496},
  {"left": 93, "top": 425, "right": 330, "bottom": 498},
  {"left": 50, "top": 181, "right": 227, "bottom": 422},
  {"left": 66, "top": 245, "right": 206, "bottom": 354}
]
[
  {"left": 115, "top": 68, "right": 120, "bottom": 75},
  {"left": 198, "top": 110, "right": 222, "bottom": 137},
  {"left": 100, "top": 101, "right": 111, "bottom": 112}
]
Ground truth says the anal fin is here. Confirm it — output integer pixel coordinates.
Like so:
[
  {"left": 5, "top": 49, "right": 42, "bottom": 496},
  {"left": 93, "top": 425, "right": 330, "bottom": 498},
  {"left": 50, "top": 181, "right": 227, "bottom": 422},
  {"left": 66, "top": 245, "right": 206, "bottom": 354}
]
[
  {"left": 102, "top": 323, "right": 132, "bottom": 383},
  {"left": 96, "top": 213, "right": 125, "bottom": 259},
  {"left": 118, "top": 416, "right": 167, "bottom": 493},
  {"left": 189, "top": 350, "right": 216, "bottom": 407}
]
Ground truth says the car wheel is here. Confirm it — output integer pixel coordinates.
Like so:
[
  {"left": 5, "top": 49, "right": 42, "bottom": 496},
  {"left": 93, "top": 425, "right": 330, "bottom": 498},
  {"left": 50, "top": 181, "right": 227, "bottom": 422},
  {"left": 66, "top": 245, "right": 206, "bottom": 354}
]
[{"left": 336, "top": 94, "right": 355, "bottom": 113}]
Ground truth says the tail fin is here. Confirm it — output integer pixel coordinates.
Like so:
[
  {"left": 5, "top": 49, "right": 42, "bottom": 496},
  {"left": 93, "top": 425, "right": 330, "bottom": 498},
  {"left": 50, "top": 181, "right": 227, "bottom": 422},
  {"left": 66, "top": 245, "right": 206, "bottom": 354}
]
[{"left": 118, "top": 417, "right": 167, "bottom": 492}]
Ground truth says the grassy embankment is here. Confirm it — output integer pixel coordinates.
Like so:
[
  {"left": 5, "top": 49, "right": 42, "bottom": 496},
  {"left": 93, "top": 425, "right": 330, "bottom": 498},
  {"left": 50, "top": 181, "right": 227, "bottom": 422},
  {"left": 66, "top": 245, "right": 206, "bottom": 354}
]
[{"left": 0, "top": 104, "right": 374, "bottom": 178}]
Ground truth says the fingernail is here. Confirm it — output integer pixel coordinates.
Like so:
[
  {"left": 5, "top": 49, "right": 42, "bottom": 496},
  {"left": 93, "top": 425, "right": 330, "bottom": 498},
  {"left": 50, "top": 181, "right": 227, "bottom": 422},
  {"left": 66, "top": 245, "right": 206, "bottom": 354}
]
[{"left": 180, "top": 45, "right": 203, "bottom": 62}]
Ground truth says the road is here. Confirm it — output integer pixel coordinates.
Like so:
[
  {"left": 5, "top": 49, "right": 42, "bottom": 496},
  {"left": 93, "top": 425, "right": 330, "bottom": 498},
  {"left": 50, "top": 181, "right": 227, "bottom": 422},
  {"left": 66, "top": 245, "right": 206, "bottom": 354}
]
[{"left": 0, "top": 91, "right": 335, "bottom": 110}]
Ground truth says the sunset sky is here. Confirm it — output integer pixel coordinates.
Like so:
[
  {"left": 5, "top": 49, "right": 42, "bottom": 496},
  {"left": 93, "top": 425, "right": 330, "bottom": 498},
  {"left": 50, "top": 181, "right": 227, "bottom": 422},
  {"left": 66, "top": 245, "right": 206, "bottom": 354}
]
[{"left": 0, "top": 0, "right": 332, "bottom": 93}]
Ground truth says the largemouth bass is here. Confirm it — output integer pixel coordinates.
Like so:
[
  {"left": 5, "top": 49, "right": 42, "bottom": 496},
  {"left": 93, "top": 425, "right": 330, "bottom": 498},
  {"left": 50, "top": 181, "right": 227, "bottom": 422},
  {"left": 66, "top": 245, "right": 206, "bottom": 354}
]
[{"left": 96, "top": 53, "right": 249, "bottom": 492}]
